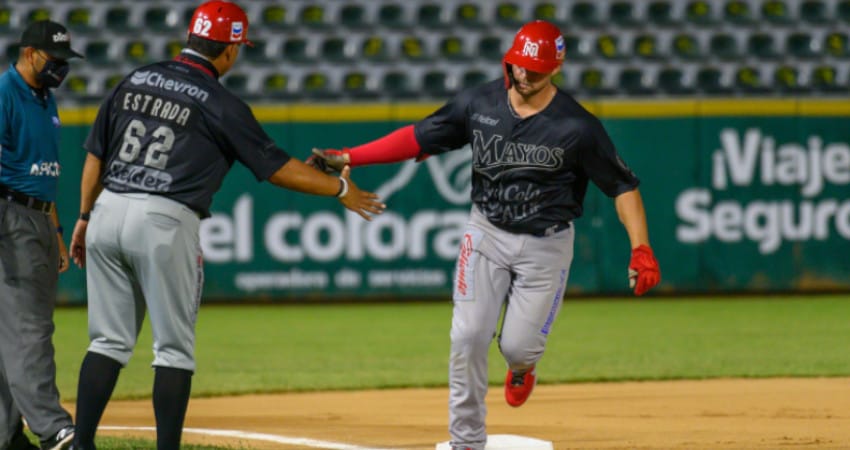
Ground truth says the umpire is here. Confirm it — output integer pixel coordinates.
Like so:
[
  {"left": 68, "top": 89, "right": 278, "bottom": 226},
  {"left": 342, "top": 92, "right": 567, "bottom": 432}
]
[
  {"left": 67, "top": 2, "right": 384, "bottom": 449},
  {"left": 0, "top": 20, "right": 82, "bottom": 450}
]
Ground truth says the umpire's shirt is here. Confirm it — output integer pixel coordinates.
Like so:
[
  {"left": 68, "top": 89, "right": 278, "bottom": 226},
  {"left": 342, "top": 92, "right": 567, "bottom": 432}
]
[
  {"left": 85, "top": 50, "right": 291, "bottom": 218},
  {"left": 0, "top": 64, "right": 62, "bottom": 202}
]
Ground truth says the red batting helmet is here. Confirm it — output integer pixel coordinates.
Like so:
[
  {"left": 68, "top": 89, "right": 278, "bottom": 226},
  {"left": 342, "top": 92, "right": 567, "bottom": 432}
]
[
  {"left": 188, "top": 1, "right": 254, "bottom": 47},
  {"left": 503, "top": 20, "right": 565, "bottom": 87}
]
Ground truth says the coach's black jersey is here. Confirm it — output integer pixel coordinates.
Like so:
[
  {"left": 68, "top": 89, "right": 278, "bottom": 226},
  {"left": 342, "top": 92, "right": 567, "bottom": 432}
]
[
  {"left": 414, "top": 79, "right": 639, "bottom": 236},
  {"left": 84, "top": 51, "right": 291, "bottom": 218}
]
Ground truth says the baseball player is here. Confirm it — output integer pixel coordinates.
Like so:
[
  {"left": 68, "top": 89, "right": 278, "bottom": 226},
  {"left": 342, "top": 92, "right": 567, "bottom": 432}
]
[
  {"left": 67, "top": 2, "right": 384, "bottom": 449},
  {"left": 309, "top": 20, "right": 661, "bottom": 450}
]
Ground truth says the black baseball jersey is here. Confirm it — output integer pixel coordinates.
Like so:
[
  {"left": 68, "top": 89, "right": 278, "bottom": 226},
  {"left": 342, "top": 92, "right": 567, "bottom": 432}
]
[
  {"left": 414, "top": 79, "right": 639, "bottom": 236},
  {"left": 84, "top": 51, "right": 291, "bottom": 218}
]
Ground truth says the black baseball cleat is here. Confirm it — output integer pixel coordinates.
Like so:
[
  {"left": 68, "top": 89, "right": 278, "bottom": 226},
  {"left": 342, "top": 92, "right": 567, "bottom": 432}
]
[{"left": 40, "top": 426, "right": 74, "bottom": 450}]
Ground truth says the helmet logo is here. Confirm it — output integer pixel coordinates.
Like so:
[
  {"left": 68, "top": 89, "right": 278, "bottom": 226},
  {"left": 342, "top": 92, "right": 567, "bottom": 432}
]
[
  {"left": 522, "top": 41, "right": 539, "bottom": 58},
  {"left": 231, "top": 21, "right": 244, "bottom": 42}
]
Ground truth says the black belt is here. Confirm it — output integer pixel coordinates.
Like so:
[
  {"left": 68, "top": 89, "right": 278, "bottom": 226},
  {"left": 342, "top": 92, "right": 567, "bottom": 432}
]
[
  {"left": 531, "top": 222, "right": 571, "bottom": 237},
  {"left": 0, "top": 185, "right": 53, "bottom": 213}
]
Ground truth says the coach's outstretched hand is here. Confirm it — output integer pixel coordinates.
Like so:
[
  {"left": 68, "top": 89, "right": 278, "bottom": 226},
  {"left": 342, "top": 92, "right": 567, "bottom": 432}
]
[
  {"left": 337, "top": 165, "right": 385, "bottom": 221},
  {"left": 628, "top": 245, "right": 660, "bottom": 296},
  {"left": 306, "top": 148, "right": 350, "bottom": 174}
]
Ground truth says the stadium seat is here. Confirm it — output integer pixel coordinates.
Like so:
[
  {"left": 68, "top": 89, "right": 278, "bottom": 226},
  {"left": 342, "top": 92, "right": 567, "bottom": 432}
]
[
  {"left": 422, "top": 70, "right": 455, "bottom": 98},
  {"left": 671, "top": 33, "right": 703, "bottom": 60},
  {"left": 610, "top": 1, "right": 641, "bottom": 27},
  {"left": 85, "top": 41, "right": 111, "bottom": 66},
  {"left": 596, "top": 34, "right": 624, "bottom": 60},
  {"left": 61, "top": 75, "right": 90, "bottom": 100},
  {"left": 657, "top": 67, "right": 696, "bottom": 95},
  {"left": 243, "top": 39, "right": 272, "bottom": 65},
  {"left": 124, "top": 40, "right": 151, "bottom": 66},
  {"left": 418, "top": 3, "right": 451, "bottom": 29},
  {"left": 341, "top": 71, "right": 378, "bottom": 99},
  {"left": 455, "top": 3, "right": 486, "bottom": 29},
  {"left": 302, "top": 72, "right": 335, "bottom": 99},
  {"left": 773, "top": 65, "right": 808, "bottom": 93},
  {"left": 105, "top": 6, "right": 133, "bottom": 32},
  {"left": 478, "top": 36, "right": 504, "bottom": 62},
  {"left": 811, "top": 65, "right": 844, "bottom": 92},
  {"left": 579, "top": 67, "right": 614, "bottom": 95},
  {"left": 786, "top": 32, "right": 820, "bottom": 59},
  {"left": 696, "top": 66, "right": 733, "bottom": 94},
  {"left": 223, "top": 73, "right": 250, "bottom": 96},
  {"left": 723, "top": 0, "right": 755, "bottom": 25},
  {"left": 799, "top": 0, "right": 829, "bottom": 23},
  {"left": 619, "top": 68, "right": 656, "bottom": 95},
  {"left": 66, "top": 7, "right": 95, "bottom": 34},
  {"left": 339, "top": 4, "right": 369, "bottom": 30},
  {"left": 563, "top": 35, "right": 591, "bottom": 61},
  {"left": 647, "top": 1, "right": 678, "bottom": 26},
  {"left": 399, "top": 36, "right": 430, "bottom": 63},
  {"left": 263, "top": 73, "right": 298, "bottom": 100},
  {"left": 747, "top": 33, "right": 780, "bottom": 59},
  {"left": 685, "top": 0, "right": 715, "bottom": 25},
  {"left": 378, "top": 4, "right": 408, "bottom": 29},
  {"left": 439, "top": 36, "right": 469, "bottom": 61},
  {"left": 321, "top": 37, "right": 353, "bottom": 63},
  {"left": 571, "top": 2, "right": 602, "bottom": 27},
  {"left": 708, "top": 33, "right": 740, "bottom": 60},
  {"left": 361, "top": 36, "right": 391, "bottom": 63},
  {"left": 144, "top": 6, "right": 180, "bottom": 32},
  {"left": 495, "top": 2, "right": 525, "bottom": 28},
  {"left": 105, "top": 73, "right": 124, "bottom": 92},
  {"left": 461, "top": 70, "right": 490, "bottom": 89},
  {"left": 0, "top": 7, "right": 11, "bottom": 35},
  {"left": 840, "top": 0, "right": 850, "bottom": 22},
  {"left": 734, "top": 66, "right": 769, "bottom": 93},
  {"left": 261, "top": 5, "right": 294, "bottom": 30},
  {"left": 300, "top": 5, "right": 330, "bottom": 29},
  {"left": 761, "top": 0, "right": 793, "bottom": 25},
  {"left": 164, "top": 40, "right": 183, "bottom": 59},
  {"left": 633, "top": 34, "right": 663, "bottom": 60},
  {"left": 282, "top": 38, "right": 314, "bottom": 64},
  {"left": 25, "top": 8, "right": 51, "bottom": 26},
  {"left": 824, "top": 32, "right": 849, "bottom": 58},
  {"left": 383, "top": 71, "right": 417, "bottom": 99},
  {"left": 532, "top": 2, "right": 567, "bottom": 27}
]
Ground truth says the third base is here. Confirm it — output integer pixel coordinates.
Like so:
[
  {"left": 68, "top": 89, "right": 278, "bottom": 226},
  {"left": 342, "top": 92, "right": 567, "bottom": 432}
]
[{"left": 436, "top": 434, "right": 553, "bottom": 450}]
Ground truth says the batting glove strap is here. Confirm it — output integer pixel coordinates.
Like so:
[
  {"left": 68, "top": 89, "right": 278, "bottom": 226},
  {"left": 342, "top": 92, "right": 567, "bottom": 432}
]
[{"left": 628, "top": 245, "right": 660, "bottom": 296}]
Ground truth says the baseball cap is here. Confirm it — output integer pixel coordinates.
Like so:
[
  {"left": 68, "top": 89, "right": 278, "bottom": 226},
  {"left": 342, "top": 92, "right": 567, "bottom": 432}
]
[{"left": 19, "top": 20, "right": 83, "bottom": 60}]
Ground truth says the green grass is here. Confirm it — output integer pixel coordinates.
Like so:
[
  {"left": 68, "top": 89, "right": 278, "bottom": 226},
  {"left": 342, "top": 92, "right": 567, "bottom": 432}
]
[
  {"left": 52, "top": 294, "right": 850, "bottom": 402},
  {"left": 88, "top": 436, "right": 243, "bottom": 449}
]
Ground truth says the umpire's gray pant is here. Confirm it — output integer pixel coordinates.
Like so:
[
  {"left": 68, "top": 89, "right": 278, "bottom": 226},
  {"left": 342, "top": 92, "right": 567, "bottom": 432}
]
[{"left": 0, "top": 199, "right": 73, "bottom": 446}]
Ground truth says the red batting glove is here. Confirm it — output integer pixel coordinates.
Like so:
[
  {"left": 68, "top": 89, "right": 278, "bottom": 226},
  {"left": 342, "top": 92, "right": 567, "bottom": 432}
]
[{"left": 628, "top": 245, "right": 660, "bottom": 296}]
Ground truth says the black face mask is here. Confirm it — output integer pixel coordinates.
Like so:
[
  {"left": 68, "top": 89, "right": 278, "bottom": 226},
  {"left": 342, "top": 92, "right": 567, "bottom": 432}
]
[{"left": 35, "top": 58, "right": 69, "bottom": 89}]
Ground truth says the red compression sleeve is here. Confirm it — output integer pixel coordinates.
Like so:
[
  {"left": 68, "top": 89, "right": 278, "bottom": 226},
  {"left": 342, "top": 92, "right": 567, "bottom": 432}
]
[{"left": 347, "top": 125, "right": 421, "bottom": 166}]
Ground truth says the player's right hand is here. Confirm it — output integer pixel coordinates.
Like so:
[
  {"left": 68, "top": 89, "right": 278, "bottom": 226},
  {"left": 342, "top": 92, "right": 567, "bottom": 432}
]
[
  {"left": 306, "top": 148, "right": 350, "bottom": 174},
  {"left": 337, "top": 166, "right": 385, "bottom": 221},
  {"left": 70, "top": 219, "right": 89, "bottom": 268}
]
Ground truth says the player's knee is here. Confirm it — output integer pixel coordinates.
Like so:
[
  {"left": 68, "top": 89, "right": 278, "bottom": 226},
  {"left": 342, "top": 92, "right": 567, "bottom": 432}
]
[{"left": 499, "top": 340, "right": 543, "bottom": 367}]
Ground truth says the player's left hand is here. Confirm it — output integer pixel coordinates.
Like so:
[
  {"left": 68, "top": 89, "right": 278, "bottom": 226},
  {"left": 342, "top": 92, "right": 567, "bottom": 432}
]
[{"left": 628, "top": 244, "right": 660, "bottom": 296}]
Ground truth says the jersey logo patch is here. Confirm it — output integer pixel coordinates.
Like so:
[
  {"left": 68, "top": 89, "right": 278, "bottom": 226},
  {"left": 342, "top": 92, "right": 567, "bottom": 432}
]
[{"left": 453, "top": 228, "right": 483, "bottom": 301}]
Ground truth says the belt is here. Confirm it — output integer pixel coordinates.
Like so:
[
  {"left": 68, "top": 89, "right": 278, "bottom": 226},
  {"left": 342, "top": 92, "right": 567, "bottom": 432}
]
[
  {"left": 0, "top": 185, "right": 53, "bottom": 214},
  {"left": 531, "top": 222, "right": 571, "bottom": 237}
]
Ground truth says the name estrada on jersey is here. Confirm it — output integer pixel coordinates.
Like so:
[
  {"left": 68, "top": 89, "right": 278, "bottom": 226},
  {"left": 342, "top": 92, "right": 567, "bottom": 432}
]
[
  {"left": 414, "top": 79, "right": 640, "bottom": 236},
  {"left": 85, "top": 50, "right": 291, "bottom": 218}
]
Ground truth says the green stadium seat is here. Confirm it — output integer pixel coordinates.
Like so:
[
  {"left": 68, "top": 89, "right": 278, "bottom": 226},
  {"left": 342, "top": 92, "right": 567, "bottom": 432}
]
[
  {"left": 418, "top": 3, "right": 451, "bottom": 29},
  {"left": 0, "top": 7, "right": 12, "bottom": 35},
  {"left": 361, "top": 36, "right": 391, "bottom": 63},
  {"left": 761, "top": 0, "right": 793, "bottom": 25},
  {"left": 422, "top": 70, "right": 454, "bottom": 98},
  {"left": 439, "top": 36, "right": 469, "bottom": 61},
  {"left": 571, "top": 2, "right": 602, "bottom": 27},
  {"left": 495, "top": 2, "right": 525, "bottom": 28},
  {"left": 686, "top": 0, "right": 715, "bottom": 25},
  {"left": 619, "top": 68, "right": 656, "bottom": 96},
  {"left": 321, "top": 37, "right": 352, "bottom": 63},
  {"left": 105, "top": 6, "right": 132, "bottom": 32},
  {"left": 550, "top": 71, "right": 566, "bottom": 89},
  {"left": 164, "top": 40, "right": 183, "bottom": 60},
  {"left": 455, "top": 3, "right": 486, "bottom": 28},
  {"left": 579, "top": 68, "right": 614, "bottom": 96},
  {"left": 824, "top": 32, "right": 849, "bottom": 58},
  {"left": 339, "top": 4, "right": 369, "bottom": 30},
  {"left": 724, "top": 0, "right": 755, "bottom": 25},
  {"left": 708, "top": 33, "right": 740, "bottom": 60},
  {"left": 533, "top": 2, "right": 567, "bottom": 27},
  {"left": 610, "top": 1, "right": 641, "bottom": 27},
  {"left": 696, "top": 66, "right": 733, "bottom": 94},
  {"left": 596, "top": 34, "right": 624, "bottom": 60},
  {"left": 341, "top": 71, "right": 378, "bottom": 99},
  {"left": 243, "top": 39, "right": 272, "bottom": 65},
  {"left": 563, "top": 35, "right": 591, "bottom": 61},
  {"left": 378, "top": 4, "right": 408, "bottom": 29},
  {"left": 300, "top": 5, "right": 329, "bottom": 29},
  {"left": 811, "top": 65, "right": 844, "bottom": 92},
  {"left": 747, "top": 33, "right": 780, "bottom": 59},
  {"left": 799, "top": 0, "right": 829, "bottom": 23},
  {"left": 66, "top": 7, "right": 95, "bottom": 34},
  {"left": 61, "top": 74, "right": 91, "bottom": 101},
  {"left": 478, "top": 36, "right": 504, "bottom": 62},
  {"left": 302, "top": 72, "right": 335, "bottom": 99},
  {"left": 223, "top": 73, "right": 250, "bottom": 96},
  {"left": 773, "top": 65, "right": 808, "bottom": 93},
  {"left": 399, "top": 36, "right": 430, "bottom": 63},
  {"left": 263, "top": 73, "right": 298, "bottom": 100},
  {"left": 25, "top": 8, "right": 51, "bottom": 26},
  {"left": 633, "top": 34, "right": 663, "bottom": 60},
  {"left": 85, "top": 41, "right": 111, "bottom": 66},
  {"left": 261, "top": 5, "right": 294, "bottom": 31},
  {"left": 105, "top": 73, "right": 124, "bottom": 92},
  {"left": 461, "top": 70, "right": 489, "bottom": 89},
  {"left": 671, "top": 33, "right": 703, "bottom": 60},
  {"left": 282, "top": 38, "right": 314, "bottom": 64},
  {"left": 657, "top": 67, "right": 696, "bottom": 95},
  {"left": 840, "top": 0, "right": 850, "bottom": 22},
  {"left": 144, "top": 6, "right": 180, "bottom": 32},
  {"left": 786, "top": 33, "right": 819, "bottom": 59},
  {"left": 734, "top": 66, "right": 769, "bottom": 93},
  {"left": 647, "top": 1, "right": 678, "bottom": 26},
  {"left": 383, "top": 71, "right": 416, "bottom": 99},
  {"left": 124, "top": 40, "right": 151, "bottom": 66}
]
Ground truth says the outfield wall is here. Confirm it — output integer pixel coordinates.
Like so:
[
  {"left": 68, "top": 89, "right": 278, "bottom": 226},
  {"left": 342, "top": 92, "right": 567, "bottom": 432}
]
[{"left": 55, "top": 99, "right": 850, "bottom": 303}]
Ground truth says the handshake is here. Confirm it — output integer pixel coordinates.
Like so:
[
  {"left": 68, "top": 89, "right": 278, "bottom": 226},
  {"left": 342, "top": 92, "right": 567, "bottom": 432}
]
[{"left": 306, "top": 148, "right": 350, "bottom": 174}]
